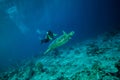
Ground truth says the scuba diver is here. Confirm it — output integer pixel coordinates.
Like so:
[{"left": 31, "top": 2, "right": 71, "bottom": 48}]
[{"left": 41, "top": 30, "right": 57, "bottom": 44}]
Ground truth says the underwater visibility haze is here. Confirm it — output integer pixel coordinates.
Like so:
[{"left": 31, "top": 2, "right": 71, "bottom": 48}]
[{"left": 0, "top": 0, "right": 120, "bottom": 79}]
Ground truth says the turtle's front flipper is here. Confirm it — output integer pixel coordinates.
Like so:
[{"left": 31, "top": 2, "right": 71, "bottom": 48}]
[{"left": 62, "top": 31, "right": 67, "bottom": 35}]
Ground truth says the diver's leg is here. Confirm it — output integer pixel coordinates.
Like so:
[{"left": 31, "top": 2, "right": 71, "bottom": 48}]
[{"left": 41, "top": 39, "right": 49, "bottom": 44}]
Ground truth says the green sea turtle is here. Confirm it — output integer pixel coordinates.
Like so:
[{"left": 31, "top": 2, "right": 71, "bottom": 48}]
[{"left": 44, "top": 31, "right": 75, "bottom": 54}]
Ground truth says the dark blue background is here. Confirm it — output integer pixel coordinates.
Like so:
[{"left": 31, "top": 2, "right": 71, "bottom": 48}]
[{"left": 0, "top": 0, "right": 120, "bottom": 72}]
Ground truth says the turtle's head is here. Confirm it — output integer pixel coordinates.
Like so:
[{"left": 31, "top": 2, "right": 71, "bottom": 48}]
[
  {"left": 69, "top": 31, "right": 75, "bottom": 36},
  {"left": 68, "top": 31, "right": 75, "bottom": 39}
]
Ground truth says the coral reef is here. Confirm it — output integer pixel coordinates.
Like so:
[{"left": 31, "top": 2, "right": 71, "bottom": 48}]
[{"left": 0, "top": 31, "right": 120, "bottom": 80}]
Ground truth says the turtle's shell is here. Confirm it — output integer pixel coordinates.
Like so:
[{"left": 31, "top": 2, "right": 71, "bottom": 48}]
[
  {"left": 44, "top": 31, "right": 74, "bottom": 54},
  {"left": 48, "top": 34, "right": 69, "bottom": 50}
]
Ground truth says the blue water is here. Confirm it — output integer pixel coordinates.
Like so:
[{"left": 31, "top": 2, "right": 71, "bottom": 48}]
[{"left": 0, "top": 0, "right": 120, "bottom": 72}]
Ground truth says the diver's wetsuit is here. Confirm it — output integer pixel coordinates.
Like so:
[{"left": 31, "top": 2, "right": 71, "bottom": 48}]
[{"left": 41, "top": 30, "right": 54, "bottom": 44}]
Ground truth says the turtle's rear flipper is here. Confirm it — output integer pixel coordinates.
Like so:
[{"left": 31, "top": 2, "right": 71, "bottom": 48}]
[{"left": 44, "top": 48, "right": 51, "bottom": 54}]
